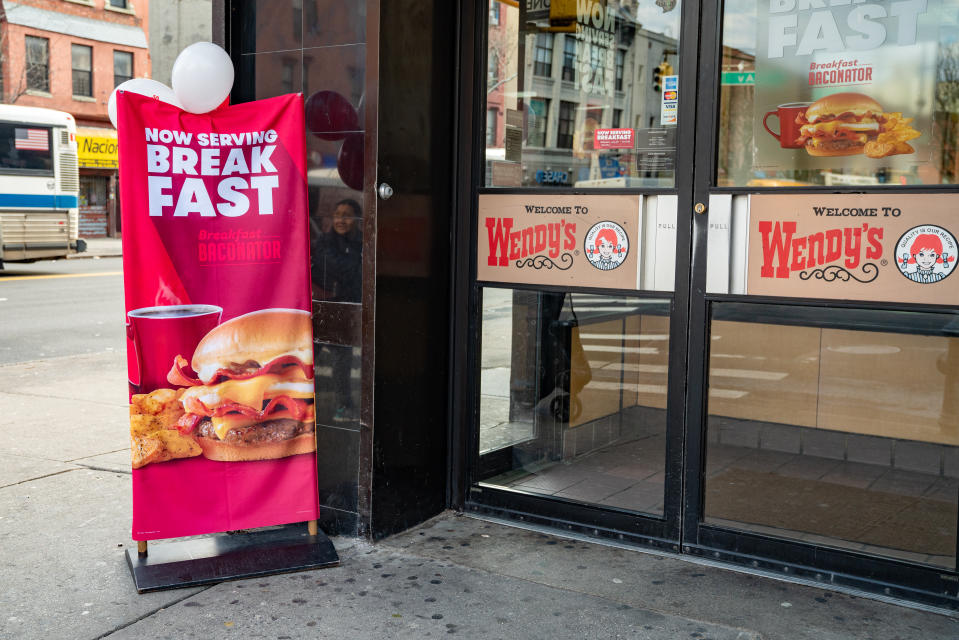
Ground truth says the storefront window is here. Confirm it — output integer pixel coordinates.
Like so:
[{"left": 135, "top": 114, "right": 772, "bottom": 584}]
[
  {"left": 477, "top": 287, "right": 670, "bottom": 516},
  {"left": 719, "top": 0, "right": 959, "bottom": 187},
  {"left": 703, "top": 308, "right": 959, "bottom": 568},
  {"left": 485, "top": 0, "right": 681, "bottom": 188},
  {"left": 79, "top": 175, "right": 108, "bottom": 208}
]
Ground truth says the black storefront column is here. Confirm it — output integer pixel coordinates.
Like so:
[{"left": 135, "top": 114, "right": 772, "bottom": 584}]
[{"left": 369, "top": 0, "right": 457, "bottom": 538}]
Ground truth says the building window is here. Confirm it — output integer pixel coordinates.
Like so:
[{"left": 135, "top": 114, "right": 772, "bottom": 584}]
[
  {"left": 281, "top": 60, "right": 295, "bottom": 93},
  {"left": 109, "top": 0, "right": 129, "bottom": 8},
  {"left": 589, "top": 45, "right": 604, "bottom": 92},
  {"left": 113, "top": 51, "right": 133, "bottom": 88},
  {"left": 488, "top": 51, "right": 499, "bottom": 84},
  {"left": 612, "top": 108, "right": 623, "bottom": 129},
  {"left": 25, "top": 36, "right": 49, "bottom": 93},
  {"left": 533, "top": 33, "right": 553, "bottom": 77},
  {"left": 486, "top": 108, "right": 498, "bottom": 146},
  {"left": 490, "top": 1, "right": 501, "bottom": 25},
  {"left": 615, "top": 49, "right": 625, "bottom": 91},
  {"left": 562, "top": 37, "right": 576, "bottom": 82},
  {"left": 528, "top": 98, "right": 549, "bottom": 147},
  {"left": 80, "top": 175, "right": 109, "bottom": 208},
  {"left": 292, "top": 0, "right": 302, "bottom": 39},
  {"left": 557, "top": 100, "right": 576, "bottom": 149},
  {"left": 72, "top": 45, "right": 93, "bottom": 97}
]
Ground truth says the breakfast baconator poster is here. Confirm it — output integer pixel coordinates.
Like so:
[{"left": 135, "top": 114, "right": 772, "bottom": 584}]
[
  {"left": 755, "top": 0, "right": 938, "bottom": 172},
  {"left": 118, "top": 92, "right": 319, "bottom": 540}
]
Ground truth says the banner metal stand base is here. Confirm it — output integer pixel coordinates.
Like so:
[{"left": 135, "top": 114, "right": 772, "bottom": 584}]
[{"left": 126, "top": 523, "right": 339, "bottom": 593}]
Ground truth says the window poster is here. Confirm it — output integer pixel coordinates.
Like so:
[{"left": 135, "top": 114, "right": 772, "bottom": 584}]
[
  {"left": 476, "top": 194, "right": 642, "bottom": 290},
  {"left": 755, "top": 0, "right": 939, "bottom": 171},
  {"left": 747, "top": 193, "right": 959, "bottom": 305}
]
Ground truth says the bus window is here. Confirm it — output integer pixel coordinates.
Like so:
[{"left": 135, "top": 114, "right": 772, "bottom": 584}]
[{"left": 0, "top": 122, "right": 53, "bottom": 174}]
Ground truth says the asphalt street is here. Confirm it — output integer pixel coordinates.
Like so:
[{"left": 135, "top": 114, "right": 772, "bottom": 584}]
[{"left": 0, "top": 257, "right": 124, "bottom": 364}]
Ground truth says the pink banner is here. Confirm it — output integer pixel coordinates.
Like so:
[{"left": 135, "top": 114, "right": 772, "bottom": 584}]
[{"left": 118, "top": 92, "right": 318, "bottom": 540}]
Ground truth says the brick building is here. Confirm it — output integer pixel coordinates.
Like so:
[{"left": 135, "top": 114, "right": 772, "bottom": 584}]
[{"left": 0, "top": 0, "right": 151, "bottom": 237}]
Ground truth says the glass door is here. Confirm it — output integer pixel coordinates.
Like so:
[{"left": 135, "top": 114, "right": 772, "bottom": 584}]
[
  {"left": 683, "top": 0, "right": 959, "bottom": 604},
  {"left": 464, "top": 0, "right": 699, "bottom": 547}
]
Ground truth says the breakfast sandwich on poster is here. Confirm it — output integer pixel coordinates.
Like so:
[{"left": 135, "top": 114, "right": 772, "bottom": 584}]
[{"left": 754, "top": 0, "right": 938, "bottom": 172}]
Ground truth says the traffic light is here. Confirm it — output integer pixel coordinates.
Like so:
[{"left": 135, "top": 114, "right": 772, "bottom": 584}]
[
  {"left": 548, "top": 0, "right": 577, "bottom": 32},
  {"left": 652, "top": 61, "right": 674, "bottom": 92},
  {"left": 653, "top": 63, "right": 664, "bottom": 92}
]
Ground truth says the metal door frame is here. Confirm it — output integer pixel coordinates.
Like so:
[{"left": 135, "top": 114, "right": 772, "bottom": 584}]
[{"left": 451, "top": 0, "right": 705, "bottom": 553}]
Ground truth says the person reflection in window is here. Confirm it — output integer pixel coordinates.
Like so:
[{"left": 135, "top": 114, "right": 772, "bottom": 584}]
[
  {"left": 311, "top": 198, "right": 363, "bottom": 422},
  {"left": 312, "top": 198, "right": 362, "bottom": 302}
]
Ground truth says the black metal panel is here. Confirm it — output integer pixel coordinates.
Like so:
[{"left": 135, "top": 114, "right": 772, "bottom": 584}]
[
  {"left": 228, "top": 1, "right": 255, "bottom": 103},
  {"left": 369, "top": 0, "right": 456, "bottom": 539},
  {"left": 466, "top": 487, "right": 677, "bottom": 553},
  {"left": 688, "top": 527, "right": 959, "bottom": 610},
  {"left": 711, "top": 301, "right": 959, "bottom": 337},
  {"left": 126, "top": 525, "right": 338, "bottom": 593},
  {"left": 448, "top": 0, "right": 480, "bottom": 511}
]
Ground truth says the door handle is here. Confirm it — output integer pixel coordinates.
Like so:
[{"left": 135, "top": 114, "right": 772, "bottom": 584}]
[
  {"left": 694, "top": 202, "right": 707, "bottom": 214},
  {"left": 378, "top": 183, "right": 394, "bottom": 200}
]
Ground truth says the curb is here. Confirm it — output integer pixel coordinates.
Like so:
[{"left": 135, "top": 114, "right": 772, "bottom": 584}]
[{"left": 66, "top": 253, "right": 123, "bottom": 260}]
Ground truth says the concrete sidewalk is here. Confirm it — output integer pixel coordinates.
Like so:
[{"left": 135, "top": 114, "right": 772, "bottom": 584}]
[
  {"left": 0, "top": 351, "right": 957, "bottom": 639},
  {"left": 69, "top": 237, "right": 123, "bottom": 259}
]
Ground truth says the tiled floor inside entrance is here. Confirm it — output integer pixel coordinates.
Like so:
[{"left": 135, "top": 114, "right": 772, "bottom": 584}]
[{"left": 483, "top": 418, "right": 958, "bottom": 569}]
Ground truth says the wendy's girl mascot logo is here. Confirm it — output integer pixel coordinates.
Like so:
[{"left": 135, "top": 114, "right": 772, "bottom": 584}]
[
  {"left": 584, "top": 221, "right": 629, "bottom": 271},
  {"left": 896, "top": 225, "right": 957, "bottom": 284}
]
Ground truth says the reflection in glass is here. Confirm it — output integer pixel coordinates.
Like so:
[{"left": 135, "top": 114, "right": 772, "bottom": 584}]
[
  {"left": 478, "top": 288, "right": 670, "bottom": 516},
  {"left": 310, "top": 199, "right": 362, "bottom": 303},
  {"left": 704, "top": 314, "right": 959, "bottom": 568},
  {"left": 719, "top": 0, "right": 959, "bottom": 186},
  {"left": 315, "top": 342, "right": 361, "bottom": 425},
  {"left": 485, "top": 1, "right": 681, "bottom": 188}
]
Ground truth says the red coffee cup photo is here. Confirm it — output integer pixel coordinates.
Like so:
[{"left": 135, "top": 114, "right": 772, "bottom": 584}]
[
  {"left": 763, "top": 102, "right": 812, "bottom": 149},
  {"left": 126, "top": 304, "right": 223, "bottom": 394}
]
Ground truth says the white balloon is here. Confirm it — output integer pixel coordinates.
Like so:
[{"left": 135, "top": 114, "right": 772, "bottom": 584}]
[
  {"left": 108, "top": 78, "right": 181, "bottom": 128},
  {"left": 171, "top": 42, "right": 234, "bottom": 114}
]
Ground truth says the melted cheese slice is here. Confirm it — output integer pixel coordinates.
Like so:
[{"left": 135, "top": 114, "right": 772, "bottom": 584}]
[
  {"left": 802, "top": 120, "right": 879, "bottom": 137},
  {"left": 181, "top": 368, "right": 314, "bottom": 414}
]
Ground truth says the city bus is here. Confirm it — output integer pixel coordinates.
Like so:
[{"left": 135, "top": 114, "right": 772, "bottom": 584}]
[{"left": 0, "top": 104, "right": 83, "bottom": 268}]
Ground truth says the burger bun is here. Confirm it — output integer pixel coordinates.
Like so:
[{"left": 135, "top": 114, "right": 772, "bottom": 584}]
[
  {"left": 804, "top": 92, "right": 883, "bottom": 123},
  {"left": 192, "top": 308, "right": 313, "bottom": 383},
  {"left": 804, "top": 142, "right": 865, "bottom": 157},
  {"left": 197, "top": 431, "right": 316, "bottom": 462}
]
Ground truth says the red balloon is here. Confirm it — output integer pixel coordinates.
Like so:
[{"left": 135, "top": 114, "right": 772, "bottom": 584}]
[
  {"left": 305, "top": 90, "right": 359, "bottom": 141},
  {"left": 337, "top": 133, "right": 364, "bottom": 191}
]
